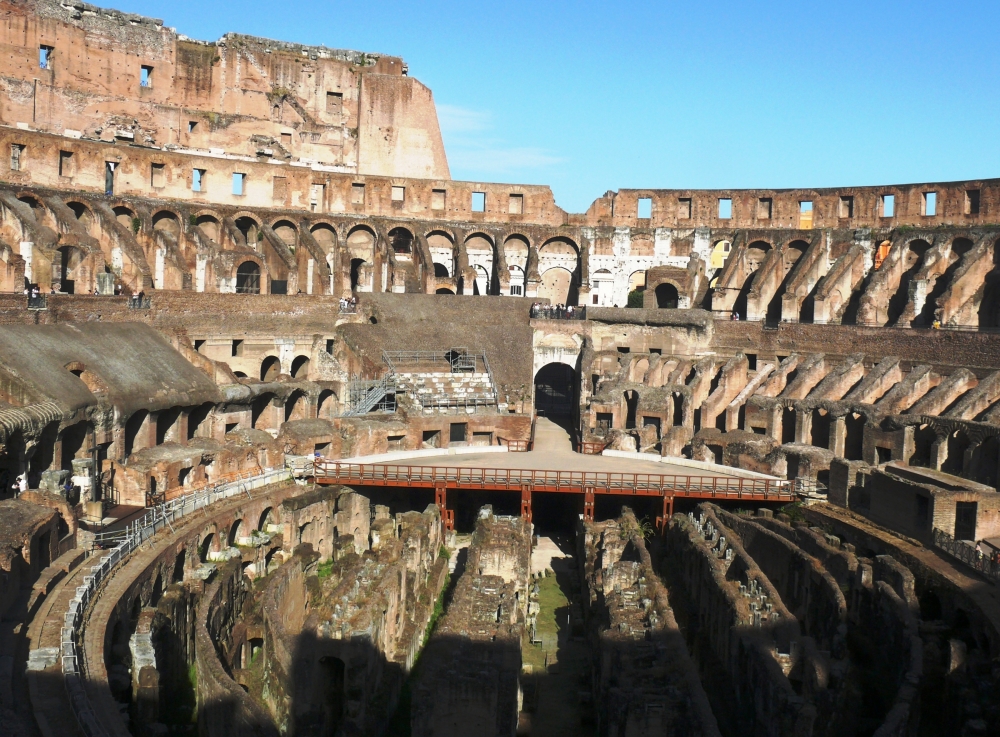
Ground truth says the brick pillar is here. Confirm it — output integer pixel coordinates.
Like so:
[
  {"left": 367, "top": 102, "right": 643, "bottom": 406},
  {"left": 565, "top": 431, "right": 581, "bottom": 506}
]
[{"left": 795, "top": 410, "right": 812, "bottom": 444}]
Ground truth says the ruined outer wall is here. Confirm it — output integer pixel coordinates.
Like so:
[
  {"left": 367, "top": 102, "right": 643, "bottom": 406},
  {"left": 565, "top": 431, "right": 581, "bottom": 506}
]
[{"left": 0, "top": 0, "right": 448, "bottom": 178}]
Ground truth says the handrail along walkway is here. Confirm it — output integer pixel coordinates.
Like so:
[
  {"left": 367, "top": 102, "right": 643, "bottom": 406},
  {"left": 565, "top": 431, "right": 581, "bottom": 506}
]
[{"left": 60, "top": 467, "right": 292, "bottom": 737}]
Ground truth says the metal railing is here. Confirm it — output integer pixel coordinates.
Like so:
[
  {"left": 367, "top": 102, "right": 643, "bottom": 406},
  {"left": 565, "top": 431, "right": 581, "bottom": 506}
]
[
  {"left": 127, "top": 296, "right": 151, "bottom": 309},
  {"left": 417, "top": 394, "right": 497, "bottom": 413},
  {"left": 933, "top": 528, "right": 1000, "bottom": 583},
  {"left": 62, "top": 467, "right": 291, "bottom": 737},
  {"left": 312, "top": 460, "right": 796, "bottom": 499},
  {"left": 382, "top": 348, "right": 482, "bottom": 374},
  {"left": 344, "top": 373, "right": 397, "bottom": 416},
  {"left": 498, "top": 438, "right": 531, "bottom": 452},
  {"left": 27, "top": 295, "right": 47, "bottom": 309}
]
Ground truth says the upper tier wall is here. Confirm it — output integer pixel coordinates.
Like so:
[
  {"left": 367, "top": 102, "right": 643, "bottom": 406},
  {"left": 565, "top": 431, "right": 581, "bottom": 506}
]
[{"left": 0, "top": 0, "right": 449, "bottom": 179}]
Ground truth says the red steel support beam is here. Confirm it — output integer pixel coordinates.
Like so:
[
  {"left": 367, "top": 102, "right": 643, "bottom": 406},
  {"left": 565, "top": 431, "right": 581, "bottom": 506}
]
[
  {"left": 520, "top": 485, "right": 532, "bottom": 524},
  {"left": 435, "top": 485, "right": 454, "bottom": 532},
  {"left": 583, "top": 487, "right": 595, "bottom": 522}
]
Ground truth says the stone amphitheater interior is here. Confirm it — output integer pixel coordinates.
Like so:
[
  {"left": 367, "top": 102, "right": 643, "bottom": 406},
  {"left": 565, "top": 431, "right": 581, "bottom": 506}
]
[{"left": 0, "top": 2, "right": 998, "bottom": 736}]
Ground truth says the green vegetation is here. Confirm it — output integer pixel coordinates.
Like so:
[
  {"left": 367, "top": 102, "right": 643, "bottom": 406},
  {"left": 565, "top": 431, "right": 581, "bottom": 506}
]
[
  {"left": 131, "top": 217, "right": 140, "bottom": 234},
  {"left": 620, "top": 514, "right": 655, "bottom": 540},
  {"left": 315, "top": 559, "right": 335, "bottom": 580},
  {"left": 780, "top": 501, "right": 804, "bottom": 523},
  {"left": 626, "top": 288, "right": 645, "bottom": 308},
  {"left": 438, "top": 545, "right": 450, "bottom": 560}
]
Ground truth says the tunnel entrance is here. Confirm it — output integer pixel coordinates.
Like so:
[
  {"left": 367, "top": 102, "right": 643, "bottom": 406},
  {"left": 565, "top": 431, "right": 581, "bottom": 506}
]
[{"left": 534, "top": 363, "right": 576, "bottom": 425}]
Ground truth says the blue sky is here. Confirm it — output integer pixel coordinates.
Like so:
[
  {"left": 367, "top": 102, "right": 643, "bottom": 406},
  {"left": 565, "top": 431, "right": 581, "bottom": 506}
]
[{"left": 114, "top": 0, "right": 1000, "bottom": 213}]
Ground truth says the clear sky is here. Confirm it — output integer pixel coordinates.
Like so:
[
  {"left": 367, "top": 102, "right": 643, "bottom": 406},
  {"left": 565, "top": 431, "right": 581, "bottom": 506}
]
[{"left": 110, "top": 0, "right": 1000, "bottom": 213}]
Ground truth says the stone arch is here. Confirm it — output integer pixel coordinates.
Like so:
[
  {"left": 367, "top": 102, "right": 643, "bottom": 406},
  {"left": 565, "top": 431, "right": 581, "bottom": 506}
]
[
  {"left": 258, "top": 507, "right": 275, "bottom": 531},
  {"left": 195, "top": 213, "right": 221, "bottom": 243},
  {"left": 433, "top": 262, "right": 450, "bottom": 278},
  {"left": 228, "top": 518, "right": 243, "bottom": 547},
  {"left": 310, "top": 222, "right": 337, "bottom": 253},
  {"left": 465, "top": 233, "right": 495, "bottom": 295},
  {"left": 886, "top": 238, "right": 931, "bottom": 326},
  {"left": 55, "top": 245, "right": 85, "bottom": 293},
  {"left": 17, "top": 194, "right": 51, "bottom": 228},
  {"left": 199, "top": 531, "right": 216, "bottom": 562},
  {"left": 979, "top": 238, "right": 1000, "bottom": 328},
  {"left": 124, "top": 409, "right": 150, "bottom": 457},
  {"left": 234, "top": 214, "right": 262, "bottom": 247},
  {"left": 290, "top": 355, "right": 310, "bottom": 379},
  {"left": 534, "top": 362, "right": 577, "bottom": 421},
  {"left": 317, "top": 389, "right": 338, "bottom": 419},
  {"left": 538, "top": 267, "right": 577, "bottom": 306},
  {"left": 272, "top": 219, "right": 298, "bottom": 251},
  {"left": 388, "top": 226, "right": 414, "bottom": 255},
  {"left": 285, "top": 389, "right": 308, "bottom": 422},
  {"left": 236, "top": 260, "right": 261, "bottom": 294},
  {"left": 655, "top": 282, "right": 680, "bottom": 308},
  {"left": 427, "top": 230, "right": 455, "bottom": 277},
  {"left": 260, "top": 356, "right": 282, "bottom": 382},
  {"left": 112, "top": 205, "right": 137, "bottom": 231},
  {"left": 627, "top": 270, "right": 646, "bottom": 305},
  {"left": 435, "top": 287, "right": 454, "bottom": 295},
  {"left": 252, "top": 393, "right": 276, "bottom": 429},
  {"left": 151, "top": 209, "right": 181, "bottom": 236},
  {"left": 64, "top": 200, "right": 95, "bottom": 235}
]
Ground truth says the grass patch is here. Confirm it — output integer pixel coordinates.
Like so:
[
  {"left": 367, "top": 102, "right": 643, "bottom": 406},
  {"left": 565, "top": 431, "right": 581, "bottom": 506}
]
[{"left": 315, "top": 559, "right": 335, "bottom": 580}]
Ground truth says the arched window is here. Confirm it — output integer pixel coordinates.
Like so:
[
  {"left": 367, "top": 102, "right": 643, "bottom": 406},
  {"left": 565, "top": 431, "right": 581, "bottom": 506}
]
[{"left": 236, "top": 261, "right": 261, "bottom": 294}]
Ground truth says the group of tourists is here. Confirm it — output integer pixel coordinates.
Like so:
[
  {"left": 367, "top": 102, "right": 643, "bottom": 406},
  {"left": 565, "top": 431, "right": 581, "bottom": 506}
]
[
  {"left": 530, "top": 303, "right": 579, "bottom": 319},
  {"left": 339, "top": 295, "right": 358, "bottom": 312}
]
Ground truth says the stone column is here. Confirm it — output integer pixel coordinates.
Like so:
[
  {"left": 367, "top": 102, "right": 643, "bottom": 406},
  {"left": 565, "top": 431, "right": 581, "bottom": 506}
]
[{"left": 830, "top": 415, "right": 847, "bottom": 457}]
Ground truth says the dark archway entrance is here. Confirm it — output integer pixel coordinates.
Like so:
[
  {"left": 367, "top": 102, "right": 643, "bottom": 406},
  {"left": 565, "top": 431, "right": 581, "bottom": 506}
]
[
  {"left": 534, "top": 363, "right": 576, "bottom": 424},
  {"left": 655, "top": 283, "right": 679, "bottom": 309}
]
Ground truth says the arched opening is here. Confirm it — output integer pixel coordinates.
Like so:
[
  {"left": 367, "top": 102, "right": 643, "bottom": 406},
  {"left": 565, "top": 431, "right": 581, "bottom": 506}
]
[
  {"left": 290, "top": 355, "right": 310, "bottom": 379},
  {"left": 534, "top": 363, "right": 576, "bottom": 423},
  {"left": 538, "top": 268, "right": 576, "bottom": 306},
  {"left": 710, "top": 240, "right": 732, "bottom": 270},
  {"left": 317, "top": 389, "right": 338, "bottom": 419},
  {"left": 252, "top": 394, "right": 275, "bottom": 429},
  {"left": 844, "top": 413, "right": 865, "bottom": 461},
  {"left": 436, "top": 287, "right": 454, "bottom": 295},
  {"left": 55, "top": 246, "right": 83, "bottom": 294},
  {"left": 156, "top": 406, "right": 183, "bottom": 445},
  {"left": 228, "top": 519, "right": 243, "bottom": 547},
  {"left": 66, "top": 201, "right": 95, "bottom": 235},
  {"left": 151, "top": 210, "right": 180, "bottom": 236},
  {"left": 188, "top": 403, "right": 213, "bottom": 440},
  {"left": 655, "top": 283, "right": 679, "bottom": 309},
  {"left": 260, "top": 356, "right": 281, "bottom": 382},
  {"left": 915, "top": 237, "right": 973, "bottom": 326},
  {"left": 766, "top": 241, "right": 808, "bottom": 324},
  {"left": 195, "top": 214, "right": 221, "bottom": 243},
  {"left": 782, "top": 407, "right": 797, "bottom": 444},
  {"left": 60, "top": 422, "right": 88, "bottom": 473},
  {"left": 257, "top": 507, "right": 274, "bottom": 532},
  {"left": 472, "top": 264, "right": 490, "bottom": 295},
  {"left": 173, "top": 549, "right": 186, "bottom": 583},
  {"left": 943, "top": 431, "right": 970, "bottom": 475},
  {"left": 113, "top": 205, "right": 137, "bottom": 231},
  {"left": 235, "top": 261, "right": 261, "bottom": 294},
  {"left": 350, "top": 258, "right": 367, "bottom": 291},
  {"left": 433, "top": 262, "right": 450, "bottom": 278},
  {"left": 810, "top": 408, "right": 831, "bottom": 449},
  {"left": 285, "top": 390, "right": 306, "bottom": 422},
  {"left": 235, "top": 216, "right": 260, "bottom": 247},
  {"left": 978, "top": 239, "right": 1000, "bottom": 329},
  {"left": 389, "top": 227, "right": 413, "bottom": 255},
  {"left": 199, "top": 533, "right": 215, "bottom": 562},
  {"left": 465, "top": 234, "right": 495, "bottom": 294},
  {"left": 626, "top": 271, "right": 646, "bottom": 308},
  {"left": 538, "top": 238, "right": 579, "bottom": 304},
  {"left": 886, "top": 239, "right": 930, "bottom": 325},
  {"left": 310, "top": 223, "right": 336, "bottom": 253},
  {"left": 623, "top": 390, "right": 639, "bottom": 430},
  {"left": 272, "top": 220, "right": 297, "bottom": 251},
  {"left": 124, "top": 410, "right": 149, "bottom": 457}
]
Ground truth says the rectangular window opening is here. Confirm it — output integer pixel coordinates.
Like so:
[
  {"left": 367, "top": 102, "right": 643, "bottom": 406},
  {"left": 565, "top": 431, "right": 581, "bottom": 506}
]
[
  {"left": 326, "top": 91, "right": 343, "bottom": 114},
  {"left": 799, "top": 200, "right": 813, "bottom": 228},
  {"left": 194, "top": 339, "right": 206, "bottom": 352},
  {"left": 140, "top": 65, "right": 153, "bottom": 88},
  {"left": 351, "top": 182, "right": 365, "bottom": 205},
  {"left": 232, "top": 172, "right": 246, "bottom": 196},
  {"left": 431, "top": 188, "right": 446, "bottom": 210},
  {"left": 923, "top": 191, "right": 937, "bottom": 217},
  {"left": 192, "top": 168, "right": 205, "bottom": 192},
  {"left": 510, "top": 284, "right": 523, "bottom": 296},
  {"left": 449, "top": 422, "right": 467, "bottom": 443},
  {"left": 881, "top": 194, "right": 895, "bottom": 218},
  {"left": 839, "top": 195, "right": 854, "bottom": 218},
  {"left": 508, "top": 193, "right": 523, "bottom": 214},
  {"left": 58, "top": 150, "right": 73, "bottom": 177},
  {"left": 39, "top": 45, "right": 53, "bottom": 70},
  {"left": 637, "top": 197, "right": 652, "bottom": 219},
  {"left": 325, "top": 338, "right": 334, "bottom": 354},
  {"left": 150, "top": 163, "right": 165, "bottom": 189},
  {"left": 677, "top": 197, "right": 692, "bottom": 219},
  {"left": 391, "top": 185, "right": 405, "bottom": 202},
  {"left": 471, "top": 191, "right": 486, "bottom": 212},
  {"left": 187, "top": 120, "right": 197, "bottom": 133},
  {"left": 718, "top": 198, "right": 732, "bottom": 219},
  {"left": 10, "top": 143, "right": 24, "bottom": 172},
  {"left": 757, "top": 198, "right": 772, "bottom": 219},
  {"left": 232, "top": 339, "right": 243, "bottom": 357},
  {"left": 966, "top": 189, "right": 981, "bottom": 215},
  {"left": 280, "top": 132, "right": 292, "bottom": 149}
]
